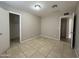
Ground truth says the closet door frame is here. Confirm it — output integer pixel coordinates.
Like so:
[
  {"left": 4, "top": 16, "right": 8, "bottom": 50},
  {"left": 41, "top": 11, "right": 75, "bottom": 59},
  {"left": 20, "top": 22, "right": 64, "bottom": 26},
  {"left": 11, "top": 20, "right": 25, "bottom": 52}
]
[{"left": 9, "top": 11, "right": 22, "bottom": 43}]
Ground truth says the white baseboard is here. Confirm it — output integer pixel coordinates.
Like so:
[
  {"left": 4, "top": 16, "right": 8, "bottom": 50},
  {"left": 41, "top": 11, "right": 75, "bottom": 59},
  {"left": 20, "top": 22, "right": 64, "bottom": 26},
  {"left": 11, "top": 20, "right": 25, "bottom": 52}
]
[
  {"left": 20, "top": 35, "right": 40, "bottom": 43},
  {"left": 20, "top": 35, "right": 59, "bottom": 43},
  {"left": 74, "top": 48, "right": 79, "bottom": 57},
  {"left": 40, "top": 35, "right": 59, "bottom": 40}
]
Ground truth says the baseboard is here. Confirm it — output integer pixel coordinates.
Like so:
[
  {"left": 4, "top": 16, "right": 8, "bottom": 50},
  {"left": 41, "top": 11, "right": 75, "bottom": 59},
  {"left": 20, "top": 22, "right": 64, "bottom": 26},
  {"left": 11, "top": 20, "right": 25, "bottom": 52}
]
[
  {"left": 74, "top": 48, "right": 79, "bottom": 57},
  {"left": 20, "top": 34, "right": 59, "bottom": 43},
  {"left": 20, "top": 35, "right": 40, "bottom": 43},
  {"left": 40, "top": 35, "right": 59, "bottom": 40}
]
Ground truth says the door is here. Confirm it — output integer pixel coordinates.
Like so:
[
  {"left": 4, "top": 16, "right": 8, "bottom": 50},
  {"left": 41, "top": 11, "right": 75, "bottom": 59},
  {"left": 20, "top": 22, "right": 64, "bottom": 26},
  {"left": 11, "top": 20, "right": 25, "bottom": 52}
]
[
  {"left": 72, "top": 15, "right": 76, "bottom": 48},
  {"left": 71, "top": 13, "right": 75, "bottom": 48},
  {"left": 0, "top": 8, "right": 9, "bottom": 54}
]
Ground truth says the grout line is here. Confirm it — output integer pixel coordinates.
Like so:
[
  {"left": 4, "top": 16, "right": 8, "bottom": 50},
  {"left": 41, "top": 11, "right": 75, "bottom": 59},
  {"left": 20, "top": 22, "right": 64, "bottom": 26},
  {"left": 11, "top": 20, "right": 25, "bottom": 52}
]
[
  {"left": 74, "top": 48, "right": 79, "bottom": 57},
  {"left": 45, "top": 47, "right": 53, "bottom": 58}
]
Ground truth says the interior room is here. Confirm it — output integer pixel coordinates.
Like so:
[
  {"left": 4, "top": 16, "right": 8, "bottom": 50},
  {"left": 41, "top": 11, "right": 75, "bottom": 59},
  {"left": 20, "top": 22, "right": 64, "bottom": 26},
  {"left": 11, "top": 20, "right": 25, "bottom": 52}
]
[{"left": 0, "top": 1, "right": 79, "bottom": 58}]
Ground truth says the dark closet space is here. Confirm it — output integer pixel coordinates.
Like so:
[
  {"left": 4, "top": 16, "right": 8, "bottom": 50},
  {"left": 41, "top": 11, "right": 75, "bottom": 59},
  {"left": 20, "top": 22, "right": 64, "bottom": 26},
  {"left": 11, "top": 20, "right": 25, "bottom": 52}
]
[{"left": 9, "top": 13, "right": 20, "bottom": 46}]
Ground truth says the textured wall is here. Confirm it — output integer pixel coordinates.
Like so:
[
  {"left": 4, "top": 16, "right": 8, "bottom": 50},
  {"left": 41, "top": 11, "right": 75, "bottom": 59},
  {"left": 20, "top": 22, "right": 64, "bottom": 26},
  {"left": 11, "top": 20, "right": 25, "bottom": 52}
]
[{"left": 41, "top": 12, "right": 63, "bottom": 40}]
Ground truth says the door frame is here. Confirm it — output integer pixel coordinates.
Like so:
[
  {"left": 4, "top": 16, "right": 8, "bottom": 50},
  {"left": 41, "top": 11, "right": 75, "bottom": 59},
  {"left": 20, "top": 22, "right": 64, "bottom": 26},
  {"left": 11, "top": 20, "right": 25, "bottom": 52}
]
[
  {"left": 59, "top": 14, "right": 75, "bottom": 48},
  {"left": 59, "top": 15, "right": 71, "bottom": 40},
  {"left": 9, "top": 11, "right": 22, "bottom": 43},
  {"left": 72, "top": 15, "right": 76, "bottom": 48},
  {"left": 70, "top": 13, "right": 75, "bottom": 48}
]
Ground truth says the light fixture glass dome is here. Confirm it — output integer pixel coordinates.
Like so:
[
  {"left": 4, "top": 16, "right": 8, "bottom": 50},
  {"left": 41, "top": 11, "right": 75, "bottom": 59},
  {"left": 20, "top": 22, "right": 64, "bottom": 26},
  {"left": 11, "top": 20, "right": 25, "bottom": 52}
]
[{"left": 34, "top": 4, "right": 41, "bottom": 10}]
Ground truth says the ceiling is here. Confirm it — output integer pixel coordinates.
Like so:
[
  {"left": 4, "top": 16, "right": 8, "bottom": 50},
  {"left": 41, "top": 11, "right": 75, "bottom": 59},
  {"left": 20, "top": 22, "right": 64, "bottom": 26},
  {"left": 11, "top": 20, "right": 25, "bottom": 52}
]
[{"left": 0, "top": 1, "right": 78, "bottom": 17}]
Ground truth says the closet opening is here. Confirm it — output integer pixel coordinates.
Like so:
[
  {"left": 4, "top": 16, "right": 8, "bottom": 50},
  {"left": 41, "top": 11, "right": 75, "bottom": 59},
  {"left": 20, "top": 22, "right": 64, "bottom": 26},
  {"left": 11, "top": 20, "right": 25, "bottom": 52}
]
[{"left": 9, "top": 12, "right": 20, "bottom": 46}]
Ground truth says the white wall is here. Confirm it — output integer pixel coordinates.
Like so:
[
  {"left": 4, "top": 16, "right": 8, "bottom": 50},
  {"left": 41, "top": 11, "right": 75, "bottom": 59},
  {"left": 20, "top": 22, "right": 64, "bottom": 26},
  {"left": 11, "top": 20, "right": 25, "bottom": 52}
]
[
  {"left": 21, "top": 12, "right": 41, "bottom": 41},
  {"left": 0, "top": 7, "right": 9, "bottom": 54},
  {"left": 41, "top": 12, "right": 63, "bottom": 40}
]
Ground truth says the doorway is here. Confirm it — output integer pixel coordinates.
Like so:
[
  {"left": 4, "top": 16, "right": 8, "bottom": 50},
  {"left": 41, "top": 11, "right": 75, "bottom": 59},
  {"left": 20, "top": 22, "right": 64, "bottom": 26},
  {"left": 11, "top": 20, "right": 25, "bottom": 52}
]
[
  {"left": 60, "top": 14, "right": 76, "bottom": 48},
  {"left": 60, "top": 18, "right": 70, "bottom": 42},
  {"left": 9, "top": 12, "right": 20, "bottom": 46}
]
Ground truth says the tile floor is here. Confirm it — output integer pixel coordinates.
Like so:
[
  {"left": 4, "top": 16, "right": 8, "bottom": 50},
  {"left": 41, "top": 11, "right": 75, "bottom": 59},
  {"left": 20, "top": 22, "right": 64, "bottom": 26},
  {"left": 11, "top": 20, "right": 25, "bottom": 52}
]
[{"left": 0, "top": 37, "right": 77, "bottom": 58}]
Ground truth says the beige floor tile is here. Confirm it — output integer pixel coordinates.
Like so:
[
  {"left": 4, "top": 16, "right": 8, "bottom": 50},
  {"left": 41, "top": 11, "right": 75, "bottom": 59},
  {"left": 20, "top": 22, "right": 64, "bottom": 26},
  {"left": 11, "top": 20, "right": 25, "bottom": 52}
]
[
  {"left": 47, "top": 51, "right": 62, "bottom": 58},
  {"left": 1, "top": 46, "right": 23, "bottom": 58},
  {"left": 1, "top": 37, "right": 77, "bottom": 58},
  {"left": 63, "top": 48, "right": 76, "bottom": 58},
  {"left": 20, "top": 45, "right": 36, "bottom": 57},
  {"left": 30, "top": 51, "right": 45, "bottom": 58},
  {"left": 6, "top": 47, "right": 22, "bottom": 55},
  {"left": 9, "top": 53, "right": 26, "bottom": 58},
  {"left": 38, "top": 45, "right": 52, "bottom": 56}
]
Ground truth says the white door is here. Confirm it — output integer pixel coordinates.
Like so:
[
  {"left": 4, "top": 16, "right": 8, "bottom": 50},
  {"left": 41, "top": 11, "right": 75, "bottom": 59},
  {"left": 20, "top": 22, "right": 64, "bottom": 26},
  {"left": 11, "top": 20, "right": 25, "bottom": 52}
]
[
  {"left": 71, "top": 13, "right": 75, "bottom": 48},
  {"left": 0, "top": 7, "right": 10, "bottom": 54}
]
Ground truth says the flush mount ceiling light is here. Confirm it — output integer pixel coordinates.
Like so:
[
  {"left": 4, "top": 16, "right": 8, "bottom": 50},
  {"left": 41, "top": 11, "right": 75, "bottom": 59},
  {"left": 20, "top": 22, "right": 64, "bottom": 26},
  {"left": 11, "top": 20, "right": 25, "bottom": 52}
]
[
  {"left": 52, "top": 4, "right": 58, "bottom": 8},
  {"left": 34, "top": 4, "right": 41, "bottom": 10}
]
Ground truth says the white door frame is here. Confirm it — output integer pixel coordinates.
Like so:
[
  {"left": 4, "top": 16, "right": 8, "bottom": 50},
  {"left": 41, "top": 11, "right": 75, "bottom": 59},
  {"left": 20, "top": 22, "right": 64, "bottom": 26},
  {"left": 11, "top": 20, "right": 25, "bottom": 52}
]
[
  {"left": 59, "top": 14, "right": 75, "bottom": 48},
  {"left": 9, "top": 11, "right": 22, "bottom": 43},
  {"left": 59, "top": 15, "right": 71, "bottom": 40}
]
